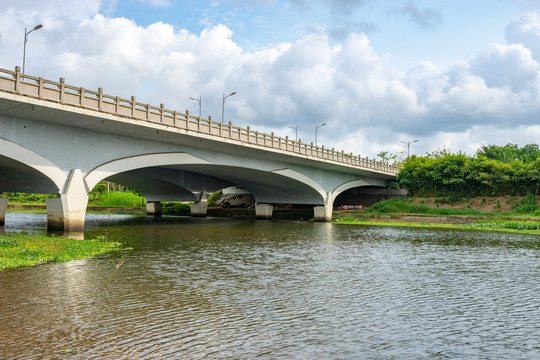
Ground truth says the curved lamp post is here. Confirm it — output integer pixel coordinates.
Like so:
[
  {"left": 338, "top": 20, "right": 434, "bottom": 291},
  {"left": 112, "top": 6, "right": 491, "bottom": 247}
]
[
  {"left": 288, "top": 125, "right": 298, "bottom": 141},
  {"left": 190, "top": 96, "right": 202, "bottom": 118},
  {"left": 221, "top": 91, "right": 236, "bottom": 123},
  {"left": 400, "top": 139, "right": 418, "bottom": 158},
  {"left": 23, "top": 24, "right": 43, "bottom": 74},
  {"left": 315, "top": 122, "right": 326, "bottom": 146}
]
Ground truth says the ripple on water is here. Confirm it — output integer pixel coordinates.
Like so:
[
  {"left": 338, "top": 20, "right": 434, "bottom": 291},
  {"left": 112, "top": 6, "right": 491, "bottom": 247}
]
[{"left": 1, "top": 214, "right": 539, "bottom": 359}]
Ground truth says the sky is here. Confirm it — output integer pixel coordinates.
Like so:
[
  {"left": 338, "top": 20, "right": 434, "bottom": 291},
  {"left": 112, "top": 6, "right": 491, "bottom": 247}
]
[{"left": 1, "top": 0, "right": 540, "bottom": 160}]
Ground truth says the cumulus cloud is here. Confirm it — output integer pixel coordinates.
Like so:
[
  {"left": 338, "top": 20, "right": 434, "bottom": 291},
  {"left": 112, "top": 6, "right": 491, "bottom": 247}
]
[
  {"left": 0, "top": 1, "right": 539, "bottom": 158},
  {"left": 505, "top": 12, "right": 540, "bottom": 60}
]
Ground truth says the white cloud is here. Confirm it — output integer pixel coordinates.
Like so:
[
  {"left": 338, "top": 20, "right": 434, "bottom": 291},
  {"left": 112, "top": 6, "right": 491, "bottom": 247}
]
[
  {"left": 0, "top": 1, "right": 539, "bottom": 159},
  {"left": 469, "top": 43, "right": 538, "bottom": 91}
]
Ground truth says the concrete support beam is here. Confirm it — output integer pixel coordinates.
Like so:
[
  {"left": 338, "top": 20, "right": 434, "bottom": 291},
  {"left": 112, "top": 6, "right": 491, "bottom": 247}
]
[
  {"left": 313, "top": 205, "right": 332, "bottom": 222},
  {"left": 0, "top": 197, "right": 8, "bottom": 226},
  {"left": 46, "top": 169, "right": 88, "bottom": 231},
  {"left": 146, "top": 201, "right": 162, "bottom": 217},
  {"left": 313, "top": 192, "right": 333, "bottom": 222},
  {"left": 46, "top": 194, "right": 88, "bottom": 231},
  {"left": 255, "top": 204, "right": 273, "bottom": 220},
  {"left": 190, "top": 191, "right": 208, "bottom": 217}
]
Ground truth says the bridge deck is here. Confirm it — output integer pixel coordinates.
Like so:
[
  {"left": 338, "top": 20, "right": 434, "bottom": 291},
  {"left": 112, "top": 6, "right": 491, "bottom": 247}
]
[{"left": 0, "top": 66, "right": 399, "bottom": 176}]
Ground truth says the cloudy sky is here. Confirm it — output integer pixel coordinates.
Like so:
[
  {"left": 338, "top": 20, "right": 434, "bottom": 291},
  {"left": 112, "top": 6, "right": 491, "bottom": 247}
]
[{"left": 1, "top": 0, "right": 540, "bottom": 160}]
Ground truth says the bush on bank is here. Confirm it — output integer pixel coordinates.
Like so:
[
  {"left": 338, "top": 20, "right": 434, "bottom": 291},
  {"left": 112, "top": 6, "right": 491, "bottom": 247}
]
[{"left": 397, "top": 143, "right": 540, "bottom": 197}]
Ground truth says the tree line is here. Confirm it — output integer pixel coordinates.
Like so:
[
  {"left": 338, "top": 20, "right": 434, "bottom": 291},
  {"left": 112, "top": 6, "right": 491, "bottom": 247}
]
[{"left": 395, "top": 143, "right": 540, "bottom": 197}]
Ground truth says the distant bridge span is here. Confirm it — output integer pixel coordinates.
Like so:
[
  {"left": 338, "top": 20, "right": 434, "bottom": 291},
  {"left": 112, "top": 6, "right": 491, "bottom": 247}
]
[{"left": 0, "top": 67, "right": 401, "bottom": 230}]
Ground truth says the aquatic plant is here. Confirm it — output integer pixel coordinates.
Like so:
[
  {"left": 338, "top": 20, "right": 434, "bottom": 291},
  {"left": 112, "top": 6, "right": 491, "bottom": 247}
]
[{"left": 0, "top": 235, "right": 123, "bottom": 270}]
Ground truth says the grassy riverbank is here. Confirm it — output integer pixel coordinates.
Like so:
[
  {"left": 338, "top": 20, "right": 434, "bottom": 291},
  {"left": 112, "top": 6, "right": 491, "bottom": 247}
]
[
  {"left": 335, "top": 218, "right": 540, "bottom": 234},
  {"left": 0, "top": 235, "right": 123, "bottom": 270},
  {"left": 334, "top": 196, "right": 540, "bottom": 234}
]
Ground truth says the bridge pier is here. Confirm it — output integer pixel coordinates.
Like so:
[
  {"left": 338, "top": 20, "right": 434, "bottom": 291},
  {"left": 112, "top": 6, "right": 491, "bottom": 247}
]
[
  {"left": 46, "top": 169, "right": 88, "bottom": 231},
  {"left": 313, "top": 205, "right": 332, "bottom": 222},
  {"left": 46, "top": 194, "right": 88, "bottom": 231},
  {"left": 0, "top": 197, "right": 8, "bottom": 226},
  {"left": 190, "top": 191, "right": 208, "bottom": 217},
  {"left": 255, "top": 204, "right": 273, "bottom": 220},
  {"left": 313, "top": 192, "right": 333, "bottom": 222},
  {"left": 146, "top": 201, "right": 162, "bottom": 217}
]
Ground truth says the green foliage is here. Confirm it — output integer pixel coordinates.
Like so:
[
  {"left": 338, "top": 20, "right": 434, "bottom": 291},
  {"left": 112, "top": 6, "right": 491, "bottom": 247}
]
[
  {"left": 510, "top": 194, "right": 539, "bottom": 214},
  {"left": 92, "top": 182, "right": 108, "bottom": 193},
  {"left": 465, "top": 220, "right": 540, "bottom": 231},
  {"left": 397, "top": 143, "right": 540, "bottom": 197},
  {"left": 0, "top": 234, "right": 122, "bottom": 270},
  {"left": 363, "top": 198, "right": 486, "bottom": 216},
  {"left": 336, "top": 218, "right": 540, "bottom": 234},
  {"left": 477, "top": 143, "right": 540, "bottom": 163},
  {"left": 1, "top": 192, "right": 57, "bottom": 204},
  {"left": 88, "top": 191, "right": 146, "bottom": 208},
  {"left": 207, "top": 189, "right": 222, "bottom": 207},
  {"left": 162, "top": 202, "right": 191, "bottom": 216},
  {"left": 363, "top": 198, "right": 496, "bottom": 216}
]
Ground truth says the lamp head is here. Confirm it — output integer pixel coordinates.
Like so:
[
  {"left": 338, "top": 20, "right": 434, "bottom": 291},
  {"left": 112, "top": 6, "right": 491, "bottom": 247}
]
[{"left": 34, "top": 24, "right": 43, "bottom": 30}]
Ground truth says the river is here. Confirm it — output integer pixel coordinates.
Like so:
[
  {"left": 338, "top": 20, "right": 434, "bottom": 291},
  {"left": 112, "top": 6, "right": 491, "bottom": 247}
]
[{"left": 1, "top": 212, "right": 539, "bottom": 359}]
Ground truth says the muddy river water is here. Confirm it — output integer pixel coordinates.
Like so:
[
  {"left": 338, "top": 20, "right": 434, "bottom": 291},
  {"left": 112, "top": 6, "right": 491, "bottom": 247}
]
[{"left": 1, "top": 212, "right": 539, "bottom": 359}]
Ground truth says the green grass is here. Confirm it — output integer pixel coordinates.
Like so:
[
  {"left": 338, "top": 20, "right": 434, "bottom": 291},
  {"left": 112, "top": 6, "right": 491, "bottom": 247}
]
[
  {"left": 360, "top": 198, "right": 494, "bottom": 216},
  {"left": 334, "top": 218, "right": 540, "bottom": 234},
  {"left": 88, "top": 191, "right": 146, "bottom": 208},
  {"left": 0, "top": 234, "right": 123, "bottom": 270},
  {"left": 464, "top": 220, "right": 540, "bottom": 231},
  {"left": 507, "top": 194, "right": 540, "bottom": 216},
  {"left": 4, "top": 191, "right": 147, "bottom": 208},
  {"left": 1, "top": 192, "right": 54, "bottom": 205}
]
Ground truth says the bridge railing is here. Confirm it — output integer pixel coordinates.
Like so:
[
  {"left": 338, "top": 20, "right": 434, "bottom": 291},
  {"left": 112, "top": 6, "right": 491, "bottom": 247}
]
[{"left": 0, "top": 67, "right": 400, "bottom": 175}]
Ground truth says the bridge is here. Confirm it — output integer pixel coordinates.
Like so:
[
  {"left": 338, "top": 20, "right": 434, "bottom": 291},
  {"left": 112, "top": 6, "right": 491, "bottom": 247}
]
[{"left": 0, "top": 66, "right": 401, "bottom": 231}]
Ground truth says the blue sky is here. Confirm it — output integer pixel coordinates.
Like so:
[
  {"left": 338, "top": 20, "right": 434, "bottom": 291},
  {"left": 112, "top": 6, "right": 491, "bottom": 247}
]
[
  {"left": 1, "top": 0, "right": 540, "bottom": 159},
  {"left": 105, "top": 0, "right": 522, "bottom": 69}
]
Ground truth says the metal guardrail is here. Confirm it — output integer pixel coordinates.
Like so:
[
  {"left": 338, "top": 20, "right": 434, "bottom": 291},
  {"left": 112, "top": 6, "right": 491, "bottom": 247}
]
[{"left": 0, "top": 66, "right": 400, "bottom": 175}]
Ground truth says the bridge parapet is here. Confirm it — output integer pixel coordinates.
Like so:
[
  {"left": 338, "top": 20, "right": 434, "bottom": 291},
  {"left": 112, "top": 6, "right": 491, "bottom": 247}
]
[{"left": 0, "top": 66, "right": 400, "bottom": 175}]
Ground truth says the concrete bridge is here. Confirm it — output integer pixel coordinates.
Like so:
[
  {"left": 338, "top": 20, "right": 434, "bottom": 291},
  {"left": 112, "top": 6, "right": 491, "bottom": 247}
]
[{"left": 0, "top": 66, "right": 400, "bottom": 231}]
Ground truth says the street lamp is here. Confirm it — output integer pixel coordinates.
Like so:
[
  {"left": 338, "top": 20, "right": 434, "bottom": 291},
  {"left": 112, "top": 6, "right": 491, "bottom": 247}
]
[
  {"left": 23, "top": 24, "right": 43, "bottom": 74},
  {"left": 400, "top": 139, "right": 418, "bottom": 158},
  {"left": 315, "top": 122, "right": 326, "bottom": 146},
  {"left": 221, "top": 91, "right": 236, "bottom": 123},
  {"left": 288, "top": 125, "right": 298, "bottom": 141},
  {"left": 189, "top": 96, "right": 201, "bottom": 118}
]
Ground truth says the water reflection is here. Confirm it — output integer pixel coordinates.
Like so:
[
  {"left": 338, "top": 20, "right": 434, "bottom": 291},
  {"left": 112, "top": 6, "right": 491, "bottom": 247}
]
[{"left": 1, "top": 212, "right": 539, "bottom": 359}]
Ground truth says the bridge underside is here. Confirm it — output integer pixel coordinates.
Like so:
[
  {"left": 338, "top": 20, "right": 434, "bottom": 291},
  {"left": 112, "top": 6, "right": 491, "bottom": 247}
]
[{"left": 0, "top": 155, "right": 59, "bottom": 194}]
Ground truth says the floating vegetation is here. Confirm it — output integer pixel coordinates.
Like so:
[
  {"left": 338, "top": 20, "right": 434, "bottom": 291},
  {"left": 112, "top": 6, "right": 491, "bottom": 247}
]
[
  {"left": 335, "top": 218, "right": 540, "bottom": 234},
  {"left": 464, "top": 220, "right": 540, "bottom": 231},
  {"left": 0, "top": 234, "right": 124, "bottom": 270}
]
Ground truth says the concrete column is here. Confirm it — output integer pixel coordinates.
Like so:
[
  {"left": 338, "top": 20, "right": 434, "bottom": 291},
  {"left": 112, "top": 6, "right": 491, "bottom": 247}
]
[
  {"left": 0, "top": 197, "right": 8, "bottom": 226},
  {"left": 255, "top": 204, "right": 273, "bottom": 220},
  {"left": 190, "top": 191, "right": 208, "bottom": 217},
  {"left": 313, "top": 192, "right": 333, "bottom": 222},
  {"left": 146, "top": 201, "right": 162, "bottom": 217},
  {"left": 46, "top": 169, "right": 88, "bottom": 231}
]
